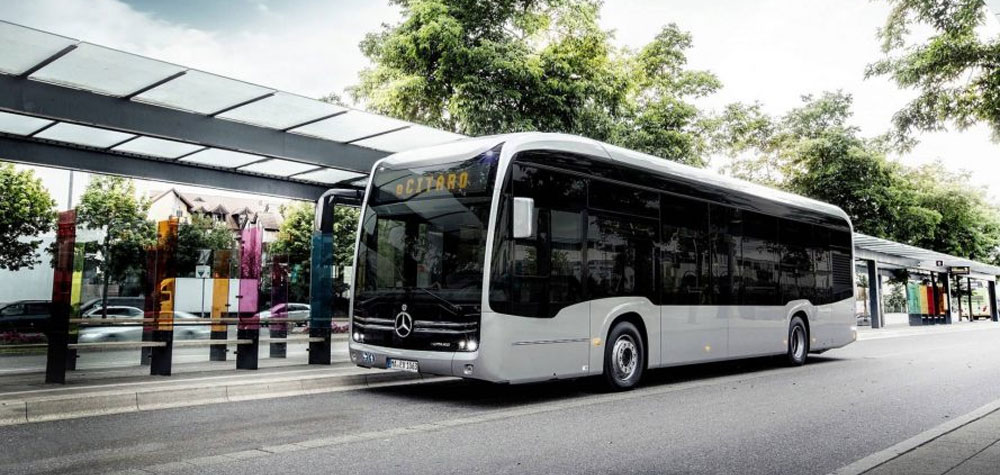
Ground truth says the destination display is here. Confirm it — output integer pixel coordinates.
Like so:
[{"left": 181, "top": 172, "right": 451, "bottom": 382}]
[{"left": 371, "top": 150, "right": 498, "bottom": 203}]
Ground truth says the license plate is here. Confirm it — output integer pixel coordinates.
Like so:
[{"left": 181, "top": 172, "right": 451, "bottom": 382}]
[{"left": 388, "top": 358, "right": 419, "bottom": 372}]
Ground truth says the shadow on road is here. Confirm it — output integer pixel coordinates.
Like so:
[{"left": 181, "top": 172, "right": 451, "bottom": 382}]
[{"left": 363, "top": 354, "right": 844, "bottom": 410}]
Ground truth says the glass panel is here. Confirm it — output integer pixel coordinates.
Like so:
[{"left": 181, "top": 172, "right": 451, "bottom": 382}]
[
  {"left": 34, "top": 122, "right": 135, "bottom": 148},
  {"left": 0, "top": 110, "right": 52, "bottom": 135},
  {"left": 133, "top": 70, "right": 274, "bottom": 115},
  {"left": 112, "top": 136, "right": 202, "bottom": 159},
  {"left": 351, "top": 125, "right": 465, "bottom": 153},
  {"left": 588, "top": 214, "right": 656, "bottom": 301},
  {"left": 294, "top": 167, "right": 365, "bottom": 184},
  {"left": 239, "top": 159, "right": 318, "bottom": 177},
  {"left": 590, "top": 179, "right": 659, "bottom": 218},
  {"left": 178, "top": 148, "right": 264, "bottom": 168},
  {"left": 0, "top": 22, "right": 77, "bottom": 75},
  {"left": 217, "top": 92, "right": 346, "bottom": 130},
  {"left": 288, "top": 110, "right": 410, "bottom": 142},
  {"left": 741, "top": 211, "right": 779, "bottom": 305},
  {"left": 661, "top": 195, "right": 710, "bottom": 305},
  {"left": 710, "top": 205, "right": 742, "bottom": 305},
  {"left": 29, "top": 43, "right": 186, "bottom": 97}
]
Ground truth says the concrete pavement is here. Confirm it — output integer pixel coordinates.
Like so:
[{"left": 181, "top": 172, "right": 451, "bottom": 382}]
[
  {"left": 2, "top": 323, "right": 1000, "bottom": 474},
  {"left": 832, "top": 401, "right": 1000, "bottom": 475}
]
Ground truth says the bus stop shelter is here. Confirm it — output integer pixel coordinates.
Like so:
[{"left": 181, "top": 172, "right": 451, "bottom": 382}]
[
  {"left": 853, "top": 233, "right": 1000, "bottom": 328},
  {"left": 0, "top": 21, "right": 465, "bottom": 201}
]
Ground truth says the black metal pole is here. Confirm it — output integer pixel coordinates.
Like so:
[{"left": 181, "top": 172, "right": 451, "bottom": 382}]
[{"left": 866, "top": 260, "right": 881, "bottom": 329}]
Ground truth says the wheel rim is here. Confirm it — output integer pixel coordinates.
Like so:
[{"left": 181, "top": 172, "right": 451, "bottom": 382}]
[
  {"left": 791, "top": 325, "right": 805, "bottom": 361},
  {"left": 612, "top": 335, "right": 638, "bottom": 381}
]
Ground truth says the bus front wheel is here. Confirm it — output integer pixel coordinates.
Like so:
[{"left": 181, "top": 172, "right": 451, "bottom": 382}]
[
  {"left": 603, "top": 321, "right": 645, "bottom": 390},
  {"left": 786, "top": 316, "right": 809, "bottom": 366}
]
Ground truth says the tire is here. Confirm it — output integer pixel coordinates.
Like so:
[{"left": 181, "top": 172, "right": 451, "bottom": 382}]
[
  {"left": 786, "top": 315, "right": 809, "bottom": 366},
  {"left": 603, "top": 321, "right": 645, "bottom": 390}
]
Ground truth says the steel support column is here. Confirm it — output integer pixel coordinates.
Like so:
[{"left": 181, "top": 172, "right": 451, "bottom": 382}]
[
  {"left": 989, "top": 281, "right": 999, "bottom": 322},
  {"left": 867, "top": 260, "right": 882, "bottom": 329}
]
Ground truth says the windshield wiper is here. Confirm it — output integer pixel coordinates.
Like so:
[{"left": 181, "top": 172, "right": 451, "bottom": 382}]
[{"left": 410, "top": 287, "right": 463, "bottom": 316}]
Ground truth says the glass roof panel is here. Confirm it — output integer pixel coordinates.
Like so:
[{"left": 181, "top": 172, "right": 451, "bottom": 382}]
[
  {"left": 132, "top": 70, "right": 274, "bottom": 115},
  {"left": 239, "top": 159, "right": 318, "bottom": 177},
  {"left": 34, "top": 122, "right": 135, "bottom": 148},
  {"left": 0, "top": 21, "right": 77, "bottom": 75},
  {"left": 288, "top": 110, "right": 410, "bottom": 142},
  {"left": 29, "top": 43, "right": 186, "bottom": 97},
  {"left": 0, "top": 111, "right": 53, "bottom": 135},
  {"left": 351, "top": 125, "right": 465, "bottom": 153},
  {"left": 112, "top": 136, "right": 203, "bottom": 159},
  {"left": 178, "top": 148, "right": 264, "bottom": 168},
  {"left": 217, "top": 92, "right": 346, "bottom": 130},
  {"left": 294, "top": 168, "right": 366, "bottom": 184}
]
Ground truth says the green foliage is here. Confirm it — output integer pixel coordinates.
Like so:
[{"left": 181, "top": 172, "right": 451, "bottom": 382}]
[
  {"left": 716, "top": 92, "right": 1000, "bottom": 261},
  {"left": 176, "top": 214, "right": 236, "bottom": 277},
  {"left": 76, "top": 176, "right": 156, "bottom": 307},
  {"left": 867, "top": 0, "right": 1000, "bottom": 144},
  {"left": 0, "top": 163, "right": 56, "bottom": 271},
  {"left": 332, "top": 206, "right": 360, "bottom": 267},
  {"left": 272, "top": 202, "right": 315, "bottom": 262},
  {"left": 352, "top": 0, "right": 720, "bottom": 166},
  {"left": 270, "top": 202, "right": 359, "bottom": 303}
]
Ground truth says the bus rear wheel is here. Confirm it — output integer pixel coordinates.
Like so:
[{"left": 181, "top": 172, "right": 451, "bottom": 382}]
[
  {"left": 603, "top": 321, "right": 644, "bottom": 390},
  {"left": 786, "top": 316, "right": 809, "bottom": 366}
]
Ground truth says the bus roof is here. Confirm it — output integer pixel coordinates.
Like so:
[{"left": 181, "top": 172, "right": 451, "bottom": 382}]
[{"left": 378, "top": 132, "right": 851, "bottom": 224}]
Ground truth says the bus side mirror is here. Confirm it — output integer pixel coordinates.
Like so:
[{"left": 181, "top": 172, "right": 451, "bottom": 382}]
[{"left": 513, "top": 197, "right": 536, "bottom": 239}]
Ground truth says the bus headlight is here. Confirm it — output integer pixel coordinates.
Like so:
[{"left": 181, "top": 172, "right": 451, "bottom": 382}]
[{"left": 466, "top": 339, "right": 478, "bottom": 352}]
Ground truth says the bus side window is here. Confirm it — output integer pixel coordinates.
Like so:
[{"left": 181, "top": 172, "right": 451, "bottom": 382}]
[
  {"left": 661, "top": 196, "right": 710, "bottom": 305},
  {"left": 492, "top": 162, "right": 587, "bottom": 318}
]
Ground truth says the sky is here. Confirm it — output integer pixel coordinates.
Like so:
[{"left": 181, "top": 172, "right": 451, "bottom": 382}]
[{"left": 1, "top": 0, "right": 999, "bottom": 199}]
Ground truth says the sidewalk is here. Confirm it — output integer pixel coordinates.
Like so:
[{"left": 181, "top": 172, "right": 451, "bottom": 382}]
[
  {"left": 865, "top": 410, "right": 1000, "bottom": 474},
  {"left": 833, "top": 400, "right": 1000, "bottom": 475},
  {"left": 0, "top": 348, "right": 440, "bottom": 426}
]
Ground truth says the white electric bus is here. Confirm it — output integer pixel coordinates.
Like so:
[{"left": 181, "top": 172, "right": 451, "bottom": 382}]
[{"left": 349, "top": 133, "right": 856, "bottom": 389}]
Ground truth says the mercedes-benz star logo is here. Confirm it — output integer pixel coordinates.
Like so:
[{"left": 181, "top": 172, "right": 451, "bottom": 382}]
[{"left": 395, "top": 304, "right": 413, "bottom": 338}]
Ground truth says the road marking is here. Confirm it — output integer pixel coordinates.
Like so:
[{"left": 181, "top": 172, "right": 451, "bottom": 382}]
[
  {"left": 828, "top": 397, "right": 1000, "bottom": 475},
  {"left": 134, "top": 363, "right": 806, "bottom": 473}
]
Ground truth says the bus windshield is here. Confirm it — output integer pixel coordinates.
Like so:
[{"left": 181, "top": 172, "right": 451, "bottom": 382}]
[{"left": 354, "top": 146, "right": 500, "bottom": 306}]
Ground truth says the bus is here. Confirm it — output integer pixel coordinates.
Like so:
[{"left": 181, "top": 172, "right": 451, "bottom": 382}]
[{"left": 348, "top": 133, "right": 856, "bottom": 389}]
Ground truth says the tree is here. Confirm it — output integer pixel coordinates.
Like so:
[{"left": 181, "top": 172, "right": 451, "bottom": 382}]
[
  {"left": 332, "top": 206, "right": 360, "bottom": 267},
  {"left": 76, "top": 176, "right": 155, "bottom": 316},
  {"left": 867, "top": 0, "right": 1000, "bottom": 143},
  {"left": 902, "top": 161, "right": 1000, "bottom": 261},
  {"left": 716, "top": 92, "right": 1000, "bottom": 261},
  {"left": 271, "top": 202, "right": 359, "bottom": 303},
  {"left": 176, "top": 214, "right": 235, "bottom": 277},
  {"left": 351, "top": 0, "right": 720, "bottom": 166},
  {"left": 0, "top": 163, "right": 56, "bottom": 271},
  {"left": 272, "top": 202, "right": 319, "bottom": 303}
]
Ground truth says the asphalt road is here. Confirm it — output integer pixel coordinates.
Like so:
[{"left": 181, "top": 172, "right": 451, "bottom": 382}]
[{"left": 3, "top": 325, "right": 1000, "bottom": 474}]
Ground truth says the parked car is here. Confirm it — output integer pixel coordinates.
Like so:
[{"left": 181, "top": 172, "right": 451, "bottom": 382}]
[
  {"left": 255, "top": 303, "right": 311, "bottom": 327},
  {"left": 78, "top": 310, "right": 211, "bottom": 343},
  {"left": 82, "top": 306, "right": 145, "bottom": 318},
  {"left": 0, "top": 300, "right": 51, "bottom": 334}
]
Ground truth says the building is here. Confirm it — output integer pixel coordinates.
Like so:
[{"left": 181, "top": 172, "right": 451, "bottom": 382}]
[{"left": 147, "top": 189, "right": 286, "bottom": 242}]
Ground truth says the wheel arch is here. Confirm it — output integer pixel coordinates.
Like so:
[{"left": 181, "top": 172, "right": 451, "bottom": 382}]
[{"left": 607, "top": 312, "right": 649, "bottom": 370}]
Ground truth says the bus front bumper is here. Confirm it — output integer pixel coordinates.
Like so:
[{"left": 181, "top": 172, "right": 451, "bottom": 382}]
[{"left": 349, "top": 341, "right": 484, "bottom": 380}]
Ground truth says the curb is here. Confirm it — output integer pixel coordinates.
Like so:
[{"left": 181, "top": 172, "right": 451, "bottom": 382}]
[
  {"left": 0, "top": 370, "right": 448, "bottom": 427},
  {"left": 828, "top": 397, "right": 1000, "bottom": 475}
]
